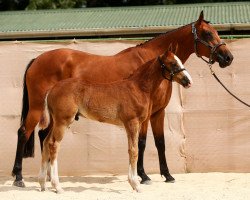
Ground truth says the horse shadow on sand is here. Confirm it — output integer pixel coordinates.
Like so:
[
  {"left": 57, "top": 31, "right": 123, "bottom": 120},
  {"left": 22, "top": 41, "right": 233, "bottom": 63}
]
[{"left": 0, "top": 176, "right": 127, "bottom": 194}]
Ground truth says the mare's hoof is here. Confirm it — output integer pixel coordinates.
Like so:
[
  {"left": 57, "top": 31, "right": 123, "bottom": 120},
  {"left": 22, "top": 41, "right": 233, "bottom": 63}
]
[
  {"left": 140, "top": 179, "right": 152, "bottom": 185},
  {"left": 13, "top": 180, "right": 26, "bottom": 188},
  {"left": 164, "top": 175, "right": 175, "bottom": 183},
  {"left": 139, "top": 174, "right": 151, "bottom": 185}
]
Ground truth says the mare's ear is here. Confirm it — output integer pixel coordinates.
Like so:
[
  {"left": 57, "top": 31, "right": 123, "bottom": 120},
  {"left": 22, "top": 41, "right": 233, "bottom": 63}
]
[{"left": 197, "top": 10, "right": 204, "bottom": 25}]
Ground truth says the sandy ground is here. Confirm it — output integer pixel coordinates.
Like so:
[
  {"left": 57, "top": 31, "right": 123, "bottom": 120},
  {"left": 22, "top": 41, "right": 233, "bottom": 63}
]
[{"left": 1, "top": 173, "right": 250, "bottom": 200}]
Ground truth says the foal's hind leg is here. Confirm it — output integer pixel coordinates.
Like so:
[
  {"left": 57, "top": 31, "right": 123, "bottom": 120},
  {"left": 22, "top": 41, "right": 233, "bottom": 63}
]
[
  {"left": 151, "top": 109, "right": 175, "bottom": 183},
  {"left": 48, "top": 124, "right": 66, "bottom": 194},
  {"left": 124, "top": 120, "right": 141, "bottom": 192},
  {"left": 38, "top": 131, "right": 51, "bottom": 191},
  {"left": 38, "top": 125, "right": 53, "bottom": 181}
]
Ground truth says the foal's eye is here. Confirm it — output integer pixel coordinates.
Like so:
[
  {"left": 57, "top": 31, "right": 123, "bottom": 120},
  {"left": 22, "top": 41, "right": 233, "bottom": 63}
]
[{"left": 172, "top": 64, "right": 179, "bottom": 72}]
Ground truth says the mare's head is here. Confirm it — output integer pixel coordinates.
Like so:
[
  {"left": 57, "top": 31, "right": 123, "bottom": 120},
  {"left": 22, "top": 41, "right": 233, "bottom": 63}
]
[
  {"left": 192, "top": 11, "right": 233, "bottom": 68},
  {"left": 159, "top": 51, "right": 193, "bottom": 88}
]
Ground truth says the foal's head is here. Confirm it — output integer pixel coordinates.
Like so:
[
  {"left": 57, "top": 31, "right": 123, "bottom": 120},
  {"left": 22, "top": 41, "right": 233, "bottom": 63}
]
[
  {"left": 158, "top": 51, "right": 192, "bottom": 88},
  {"left": 192, "top": 11, "right": 233, "bottom": 68}
]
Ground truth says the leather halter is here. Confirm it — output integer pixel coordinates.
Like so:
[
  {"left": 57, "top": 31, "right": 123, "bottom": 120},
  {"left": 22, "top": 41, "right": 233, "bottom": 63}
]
[
  {"left": 191, "top": 23, "right": 226, "bottom": 64},
  {"left": 158, "top": 56, "right": 185, "bottom": 81}
]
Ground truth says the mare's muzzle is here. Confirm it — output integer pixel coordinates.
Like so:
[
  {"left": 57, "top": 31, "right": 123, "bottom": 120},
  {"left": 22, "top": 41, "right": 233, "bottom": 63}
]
[{"left": 216, "top": 49, "right": 234, "bottom": 68}]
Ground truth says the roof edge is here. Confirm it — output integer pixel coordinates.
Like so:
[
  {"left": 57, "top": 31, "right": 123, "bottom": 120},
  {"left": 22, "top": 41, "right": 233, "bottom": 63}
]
[{"left": 1, "top": 23, "right": 250, "bottom": 39}]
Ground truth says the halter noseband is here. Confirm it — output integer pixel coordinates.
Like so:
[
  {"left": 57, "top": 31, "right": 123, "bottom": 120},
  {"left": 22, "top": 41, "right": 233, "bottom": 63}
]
[
  {"left": 191, "top": 23, "right": 226, "bottom": 65},
  {"left": 158, "top": 56, "right": 185, "bottom": 81}
]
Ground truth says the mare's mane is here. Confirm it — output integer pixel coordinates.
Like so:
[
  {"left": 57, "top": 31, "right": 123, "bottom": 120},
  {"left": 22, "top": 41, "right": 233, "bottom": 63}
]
[
  {"left": 136, "top": 22, "right": 192, "bottom": 47},
  {"left": 136, "top": 19, "right": 210, "bottom": 47}
]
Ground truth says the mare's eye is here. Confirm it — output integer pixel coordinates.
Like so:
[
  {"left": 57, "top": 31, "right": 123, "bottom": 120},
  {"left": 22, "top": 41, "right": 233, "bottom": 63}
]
[{"left": 203, "top": 31, "right": 213, "bottom": 40}]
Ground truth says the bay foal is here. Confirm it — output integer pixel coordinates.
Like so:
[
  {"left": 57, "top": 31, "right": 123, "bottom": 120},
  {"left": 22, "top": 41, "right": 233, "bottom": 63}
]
[{"left": 38, "top": 51, "right": 192, "bottom": 193}]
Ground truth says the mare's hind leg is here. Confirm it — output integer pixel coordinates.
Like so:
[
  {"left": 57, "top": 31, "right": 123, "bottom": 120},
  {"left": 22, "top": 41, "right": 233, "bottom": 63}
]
[
  {"left": 48, "top": 124, "right": 66, "bottom": 194},
  {"left": 137, "top": 119, "right": 152, "bottom": 184},
  {"left": 38, "top": 127, "right": 50, "bottom": 152},
  {"left": 151, "top": 109, "right": 175, "bottom": 183},
  {"left": 125, "top": 120, "right": 141, "bottom": 192},
  {"left": 12, "top": 109, "right": 42, "bottom": 187}
]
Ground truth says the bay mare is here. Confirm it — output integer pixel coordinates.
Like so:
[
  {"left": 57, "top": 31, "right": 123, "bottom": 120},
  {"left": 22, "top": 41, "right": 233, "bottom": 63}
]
[
  {"left": 38, "top": 51, "right": 192, "bottom": 193},
  {"left": 12, "top": 11, "right": 233, "bottom": 187}
]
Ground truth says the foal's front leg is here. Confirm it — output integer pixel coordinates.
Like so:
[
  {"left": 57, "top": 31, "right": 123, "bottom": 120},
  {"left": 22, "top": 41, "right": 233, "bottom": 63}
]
[
  {"left": 151, "top": 109, "right": 175, "bottom": 183},
  {"left": 137, "top": 119, "right": 152, "bottom": 184},
  {"left": 125, "top": 120, "right": 141, "bottom": 192}
]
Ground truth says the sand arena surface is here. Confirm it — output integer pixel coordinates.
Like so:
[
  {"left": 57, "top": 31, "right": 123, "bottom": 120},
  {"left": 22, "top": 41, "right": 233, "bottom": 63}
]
[{"left": 1, "top": 173, "right": 250, "bottom": 200}]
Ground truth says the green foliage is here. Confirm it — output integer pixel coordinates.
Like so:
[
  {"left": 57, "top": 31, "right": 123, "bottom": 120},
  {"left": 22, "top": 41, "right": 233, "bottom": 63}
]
[{"left": 27, "top": 0, "right": 86, "bottom": 9}]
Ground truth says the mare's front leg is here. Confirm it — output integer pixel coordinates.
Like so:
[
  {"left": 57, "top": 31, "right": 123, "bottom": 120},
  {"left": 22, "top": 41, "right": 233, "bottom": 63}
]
[
  {"left": 137, "top": 119, "right": 152, "bottom": 184},
  {"left": 150, "top": 109, "right": 175, "bottom": 183},
  {"left": 125, "top": 120, "right": 141, "bottom": 192}
]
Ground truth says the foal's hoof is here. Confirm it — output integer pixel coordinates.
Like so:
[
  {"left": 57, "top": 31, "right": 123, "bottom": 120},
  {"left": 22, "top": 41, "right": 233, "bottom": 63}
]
[
  {"left": 41, "top": 187, "right": 48, "bottom": 192},
  {"left": 56, "top": 188, "right": 64, "bottom": 194},
  {"left": 164, "top": 175, "right": 175, "bottom": 183},
  {"left": 135, "top": 186, "right": 142, "bottom": 193},
  {"left": 13, "top": 180, "right": 25, "bottom": 188}
]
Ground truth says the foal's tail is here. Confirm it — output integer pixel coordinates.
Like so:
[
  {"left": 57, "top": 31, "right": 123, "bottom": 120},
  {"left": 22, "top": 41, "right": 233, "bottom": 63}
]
[
  {"left": 21, "top": 58, "right": 35, "bottom": 158},
  {"left": 39, "top": 93, "right": 51, "bottom": 130}
]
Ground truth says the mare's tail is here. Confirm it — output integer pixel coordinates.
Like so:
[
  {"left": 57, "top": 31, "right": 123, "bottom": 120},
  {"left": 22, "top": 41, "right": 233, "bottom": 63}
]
[{"left": 21, "top": 59, "right": 35, "bottom": 158}]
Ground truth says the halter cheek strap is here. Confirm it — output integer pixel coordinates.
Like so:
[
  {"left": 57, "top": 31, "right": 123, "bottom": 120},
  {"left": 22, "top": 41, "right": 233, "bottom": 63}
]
[
  {"left": 191, "top": 23, "right": 226, "bottom": 65},
  {"left": 158, "top": 57, "right": 185, "bottom": 81}
]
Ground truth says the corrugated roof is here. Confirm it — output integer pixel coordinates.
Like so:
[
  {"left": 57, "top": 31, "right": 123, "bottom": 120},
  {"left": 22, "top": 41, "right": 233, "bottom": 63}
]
[{"left": 0, "top": 2, "right": 250, "bottom": 39}]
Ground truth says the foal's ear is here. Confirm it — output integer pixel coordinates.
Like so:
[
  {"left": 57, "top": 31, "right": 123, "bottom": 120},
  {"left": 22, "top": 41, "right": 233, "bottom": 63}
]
[
  {"left": 168, "top": 43, "right": 173, "bottom": 52},
  {"left": 168, "top": 43, "right": 178, "bottom": 54},
  {"left": 164, "top": 50, "right": 172, "bottom": 57},
  {"left": 174, "top": 43, "right": 179, "bottom": 54},
  {"left": 197, "top": 10, "right": 204, "bottom": 25}
]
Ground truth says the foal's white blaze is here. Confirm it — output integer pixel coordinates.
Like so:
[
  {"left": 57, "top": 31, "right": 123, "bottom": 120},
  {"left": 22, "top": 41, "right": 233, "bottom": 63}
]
[{"left": 174, "top": 55, "right": 193, "bottom": 85}]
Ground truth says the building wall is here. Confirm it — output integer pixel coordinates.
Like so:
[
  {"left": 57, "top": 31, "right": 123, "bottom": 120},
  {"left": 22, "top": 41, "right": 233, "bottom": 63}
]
[{"left": 0, "top": 39, "right": 249, "bottom": 177}]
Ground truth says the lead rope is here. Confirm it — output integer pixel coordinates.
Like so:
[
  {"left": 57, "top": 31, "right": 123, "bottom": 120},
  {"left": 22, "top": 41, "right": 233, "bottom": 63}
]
[{"left": 208, "top": 64, "right": 250, "bottom": 107}]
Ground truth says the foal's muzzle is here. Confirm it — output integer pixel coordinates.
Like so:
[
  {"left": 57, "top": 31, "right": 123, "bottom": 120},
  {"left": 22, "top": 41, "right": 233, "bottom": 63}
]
[{"left": 181, "top": 76, "right": 192, "bottom": 88}]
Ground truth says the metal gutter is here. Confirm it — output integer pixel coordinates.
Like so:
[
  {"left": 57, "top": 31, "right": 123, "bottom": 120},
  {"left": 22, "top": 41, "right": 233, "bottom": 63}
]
[{"left": 1, "top": 23, "right": 250, "bottom": 40}]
